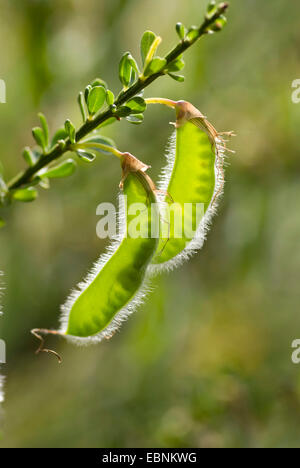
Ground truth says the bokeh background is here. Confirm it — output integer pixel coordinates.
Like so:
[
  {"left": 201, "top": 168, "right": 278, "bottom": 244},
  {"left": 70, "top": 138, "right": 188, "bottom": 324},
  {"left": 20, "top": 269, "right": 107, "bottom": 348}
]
[{"left": 0, "top": 0, "right": 300, "bottom": 448}]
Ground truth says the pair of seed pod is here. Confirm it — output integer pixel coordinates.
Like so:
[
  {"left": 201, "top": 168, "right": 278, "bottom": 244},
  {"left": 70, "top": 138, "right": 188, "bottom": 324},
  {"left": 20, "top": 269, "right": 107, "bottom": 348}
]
[{"left": 34, "top": 100, "right": 233, "bottom": 351}]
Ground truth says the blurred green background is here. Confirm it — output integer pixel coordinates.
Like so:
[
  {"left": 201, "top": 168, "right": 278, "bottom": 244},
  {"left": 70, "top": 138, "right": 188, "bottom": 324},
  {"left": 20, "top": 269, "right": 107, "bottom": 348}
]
[{"left": 0, "top": 0, "right": 300, "bottom": 448}]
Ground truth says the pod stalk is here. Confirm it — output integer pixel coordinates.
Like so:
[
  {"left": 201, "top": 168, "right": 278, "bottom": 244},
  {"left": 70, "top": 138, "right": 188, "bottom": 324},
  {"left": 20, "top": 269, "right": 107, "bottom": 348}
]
[
  {"left": 72, "top": 143, "right": 124, "bottom": 159},
  {"left": 145, "top": 98, "right": 177, "bottom": 108}
]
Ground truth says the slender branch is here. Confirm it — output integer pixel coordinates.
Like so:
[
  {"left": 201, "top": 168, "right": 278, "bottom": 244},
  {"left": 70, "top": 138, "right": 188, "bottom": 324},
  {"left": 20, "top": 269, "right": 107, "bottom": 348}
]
[{"left": 7, "top": 2, "right": 229, "bottom": 192}]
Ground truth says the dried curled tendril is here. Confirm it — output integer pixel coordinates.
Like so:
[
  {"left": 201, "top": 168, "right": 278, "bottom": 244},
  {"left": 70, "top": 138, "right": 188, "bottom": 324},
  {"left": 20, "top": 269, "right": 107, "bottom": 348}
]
[{"left": 31, "top": 329, "right": 63, "bottom": 364}]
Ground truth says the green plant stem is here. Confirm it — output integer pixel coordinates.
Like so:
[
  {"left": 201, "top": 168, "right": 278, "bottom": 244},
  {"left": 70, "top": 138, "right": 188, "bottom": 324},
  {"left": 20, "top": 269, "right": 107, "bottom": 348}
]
[{"left": 7, "top": 2, "right": 229, "bottom": 192}]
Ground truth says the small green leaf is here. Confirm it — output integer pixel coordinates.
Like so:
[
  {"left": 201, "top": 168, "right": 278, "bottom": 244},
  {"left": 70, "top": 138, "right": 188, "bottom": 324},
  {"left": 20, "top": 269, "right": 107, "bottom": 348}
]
[
  {"left": 166, "top": 58, "right": 185, "bottom": 73},
  {"left": 175, "top": 22, "right": 186, "bottom": 40},
  {"left": 106, "top": 89, "right": 115, "bottom": 106},
  {"left": 125, "top": 97, "right": 146, "bottom": 114},
  {"left": 207, "top": 0, "right": 216, "bottom": 9},
  {"left": 41, "top": 159, "right": 77, "bottom": 179},
  {"left": 51, "top": 127, "right": 68, "bottom": 147},
  {"left": 91, "top": 78, "right": 107, "bottom": 89},
  {"left": 127, "top": 54, "right": 140, "bottom": 75},
  {"left": 32, "top": 127, "right": 47, "bottom": 152},
  {"left": 81, "top": 135, "right": 116, "bottom": 155},
  {"left": 119, "top": 52, "right": 133, "bottom": 88},
  {"left": 115, "top": 106, "right": 132, "bottom": 118},
  {"left": 168, "top": 73, "right": 185, "bottom": 82},
  {"left": 84, "top": 85, "right": 92, "bottom": 103},
  {"left": 126, "top": 114, "right": 144, "bottom": 125},
  {"left": 57, "top": 140, "right": 66, "bottom": 151},
  {"left": 13, "top": 187, "right": 38, "bottom": 203},
  {"left": 23, "top": 147, "right": 38, "bottom": 167},
  {"left": 140, "top": 31, "right": 157, "bottom": 65},
  {"left": 76, "top": 150, "right": 96, "bottom": 163},
  {"left": 144, "top": 57, "right": 166, "bottom": 77},
  {"left": 78, "top": 91, "right": 87, "bottom": 122},
  {"left": 205, "top": 0, "right": 218, "bottom": 20},
  {"left": 87, "top": 86, "right": 106, "bottom": 115},
  {"left": 39, "top": 177, "right": 50, "bottom": 190},
  {"left": 206, "top": 1, "right": 217, "bottom": 19},
  {"left": 208, "top": 15, "right": 227, "bottom": 32},
  {"left": 0, "top": 216, "right": 6, "bottom": 229},
  {"left": 186, "top": 26, "right": 199, "bottom": 42},
  {"left": 65, "top": 119, "right": 76, "bottom": 144},
  {"left": 38, "top": 113, "right": 49, "bottom": 149}
]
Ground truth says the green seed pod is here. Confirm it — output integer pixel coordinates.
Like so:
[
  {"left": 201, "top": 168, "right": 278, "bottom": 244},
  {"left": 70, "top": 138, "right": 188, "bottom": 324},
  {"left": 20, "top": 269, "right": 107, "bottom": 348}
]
[
  {"left": 150, "top": 100, "right": 232, "bottom": 273},
  {"left": 59, "top": 154, "right": 159, "bottom": 344}
]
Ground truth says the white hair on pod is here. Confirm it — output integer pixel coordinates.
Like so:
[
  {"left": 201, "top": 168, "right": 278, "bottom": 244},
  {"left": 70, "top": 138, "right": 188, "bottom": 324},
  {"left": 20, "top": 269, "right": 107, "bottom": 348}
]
[
  {"left": 0, "top": 271, "right": 5, "bottom": 405},
  {"left": 59, "top": 192, "right": 154, "bottom": 346},
  {"left": 149, "top": 127, "right": 226, "bottom": 276}
]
